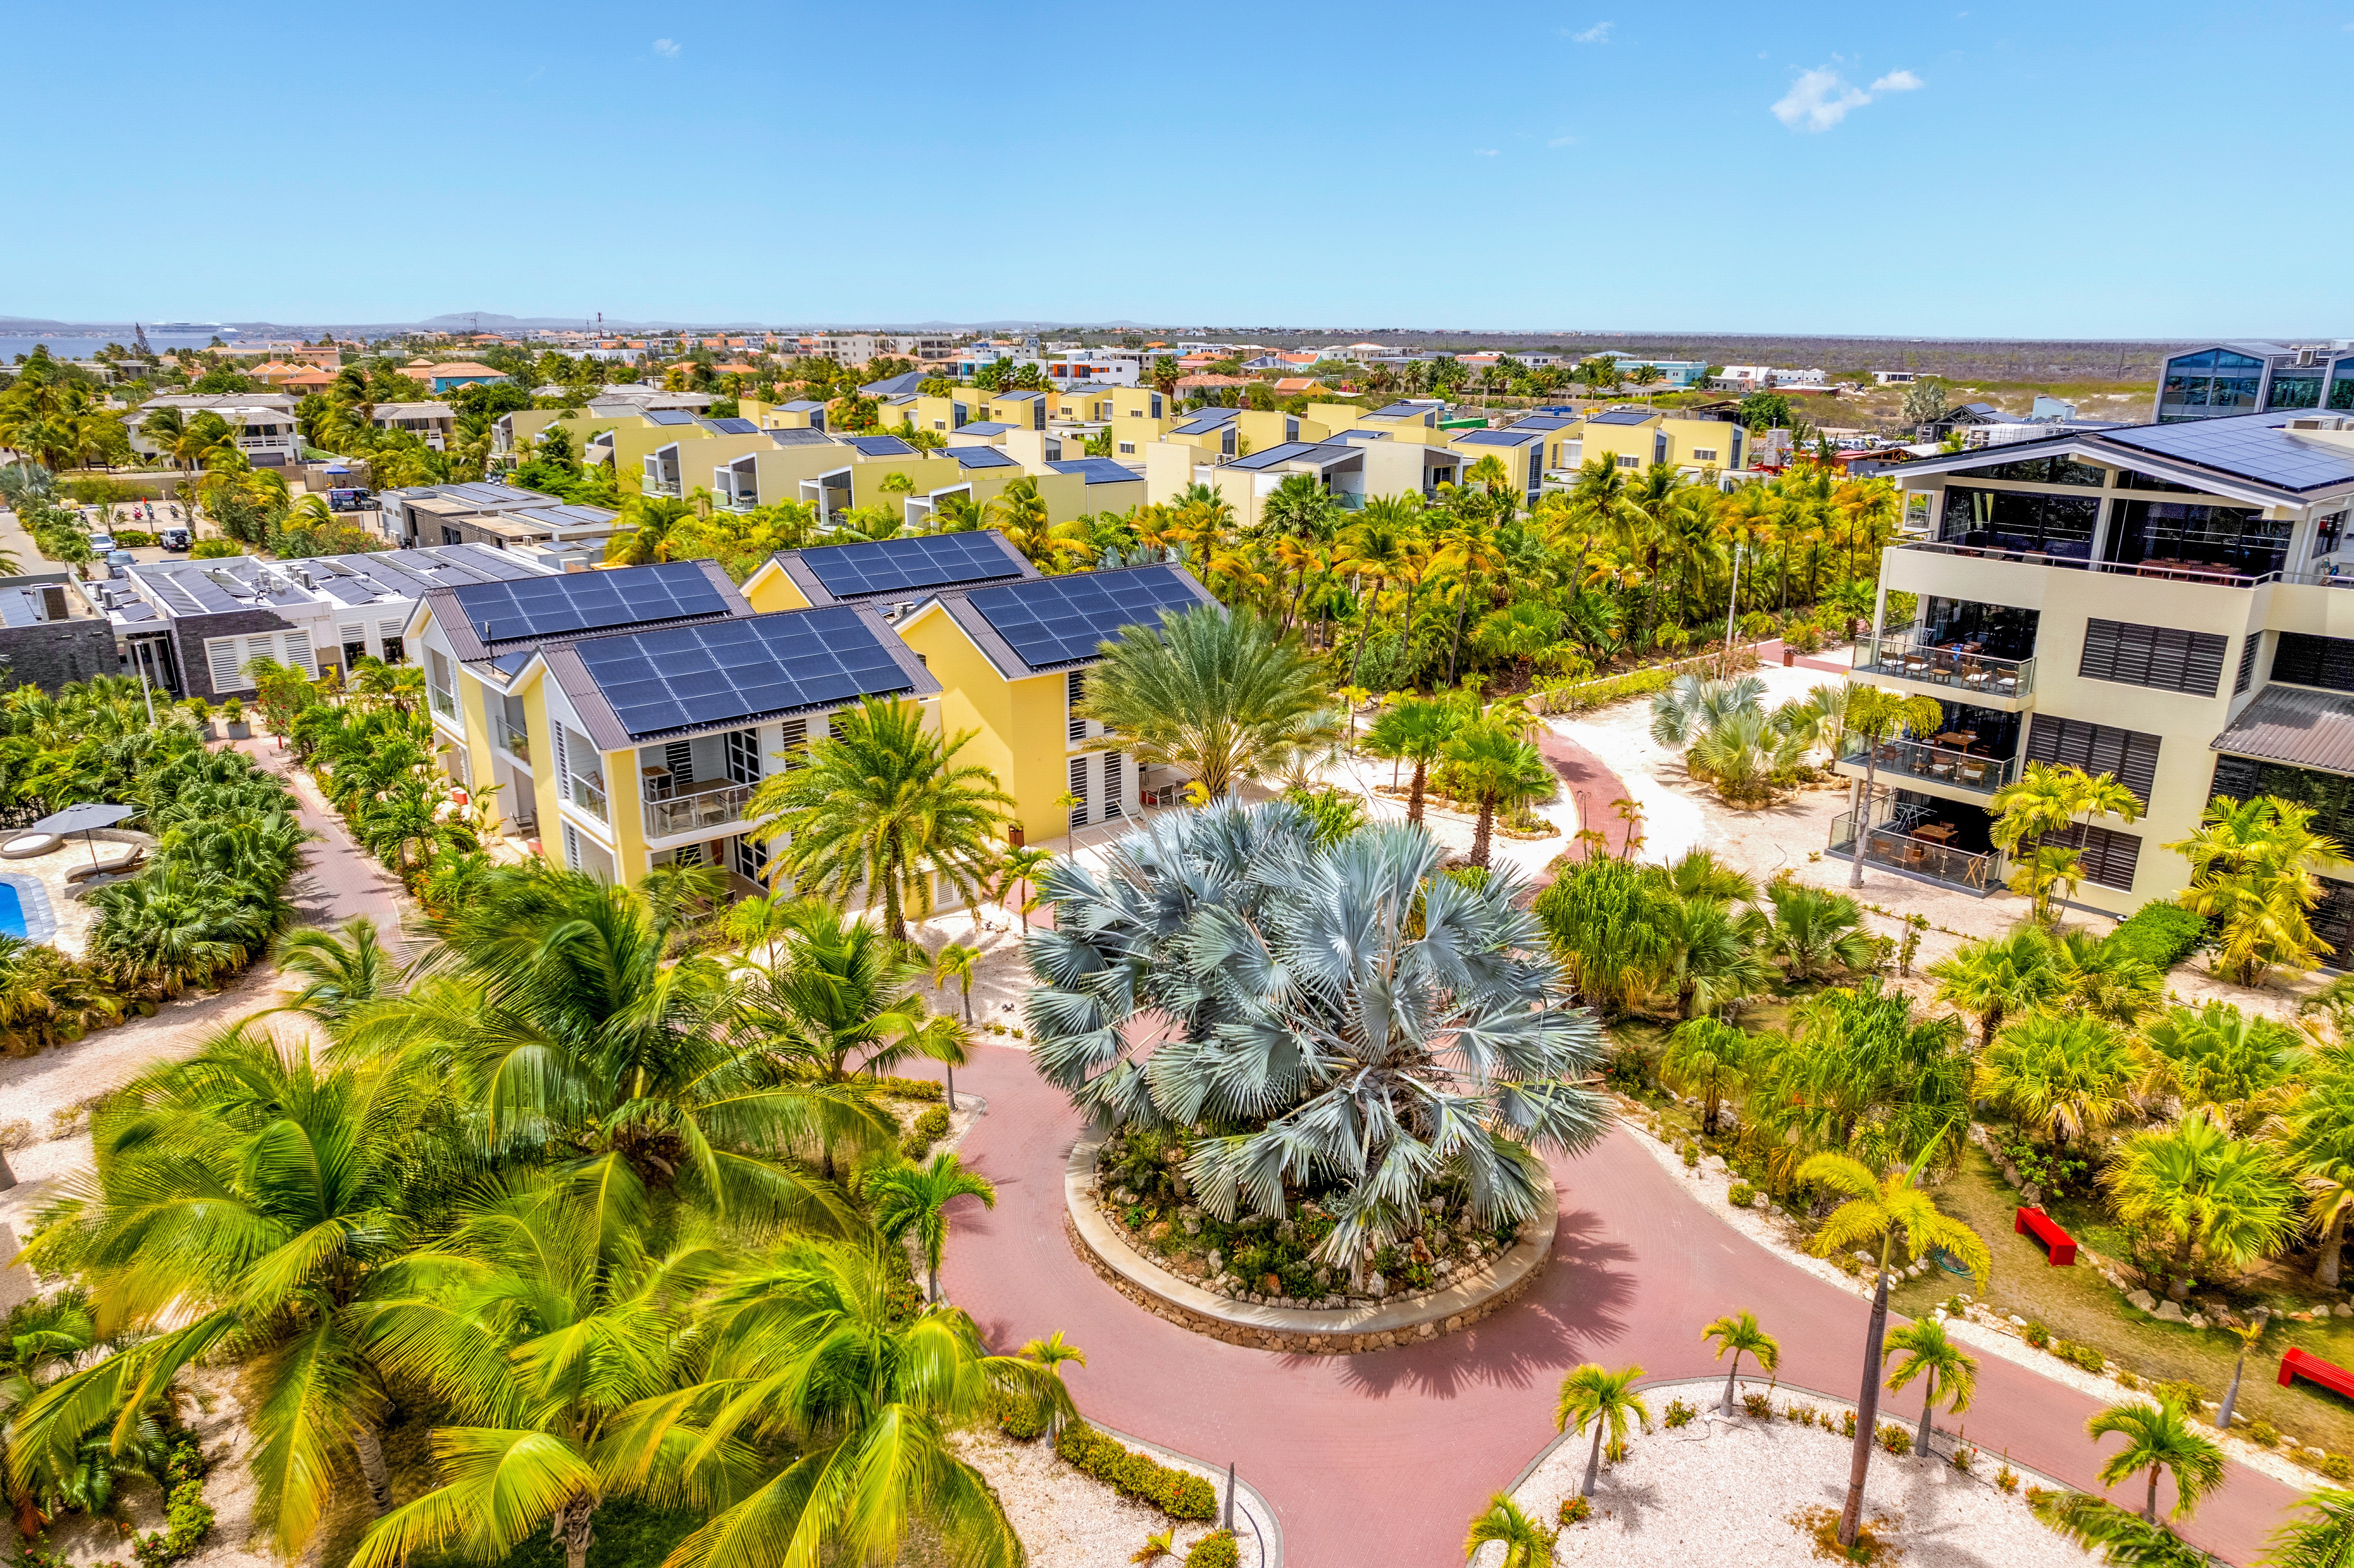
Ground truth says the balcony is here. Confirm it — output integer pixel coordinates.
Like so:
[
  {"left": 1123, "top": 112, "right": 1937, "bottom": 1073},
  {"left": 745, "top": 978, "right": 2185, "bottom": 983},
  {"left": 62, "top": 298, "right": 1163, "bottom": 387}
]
[
  {"left": 1837, "top": 736, "right": 2017, "bottom": 795},
  {"left": 497, "top": 721, "right": 529, "bottom": 762},
  {"left": 1901, "top": 538, "right": 2354, "bottom": 591},
  {"left": 430, "top": 684, "right": 458, "bottom": 720},
  {"left": 568, "top": 774, "right": 608, "bottom": 823},
  {"left": 644, "top": 779, "right": 757, "bottom": 840},
  {"left": 1856, "top": 635, "right": 2033, "bottom": 700},
  {"left": 1827, "top": 810, "right": 2005, "bottom": 895},
  {"left": 648, "top": 478, "right": 682, "bottom": 498}
]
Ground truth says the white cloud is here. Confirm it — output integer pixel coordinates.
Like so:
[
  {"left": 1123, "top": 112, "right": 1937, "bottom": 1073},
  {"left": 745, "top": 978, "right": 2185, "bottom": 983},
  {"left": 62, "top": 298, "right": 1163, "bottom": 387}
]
[
  {"left": 1548, "top": 135, "right": 1578, "bottom": 147},
  {"left": 1771, "top": 62, "right": 1924, "bottom": 131},
  {"left": 1475, "top": 148, "right": 1499, "bottom": 156},
  {"left": 652, "top": 37, "right": 680, "bottom": 56},
  {"left": 1568, "top": 20, "right": 1612, "bottom": 43}
]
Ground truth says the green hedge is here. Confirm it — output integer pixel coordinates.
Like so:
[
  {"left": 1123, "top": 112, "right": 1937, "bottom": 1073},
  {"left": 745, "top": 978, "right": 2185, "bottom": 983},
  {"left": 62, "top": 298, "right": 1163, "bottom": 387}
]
[
  {"left": 872, "top": 1074, "right": 945, "bottom": 1102},
  {"left": 2104, "top": 901, "right": 2207, "bottom": 971},
  {"left": 1184, "top": 1531, "right": 1239, "bottom": 1568},
  {"left": 901, "top": 1104, "right": 951, "bottom": 1160},
  {"left": 1055, "top": 1423, "right": 1218, "bottom": 1520}
]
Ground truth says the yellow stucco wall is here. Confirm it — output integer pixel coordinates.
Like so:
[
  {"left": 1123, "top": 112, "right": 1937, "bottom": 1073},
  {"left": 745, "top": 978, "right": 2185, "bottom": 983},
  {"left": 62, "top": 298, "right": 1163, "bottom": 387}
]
[{"left": 898, "top": 606, "right": 1071, "bottom": 846}]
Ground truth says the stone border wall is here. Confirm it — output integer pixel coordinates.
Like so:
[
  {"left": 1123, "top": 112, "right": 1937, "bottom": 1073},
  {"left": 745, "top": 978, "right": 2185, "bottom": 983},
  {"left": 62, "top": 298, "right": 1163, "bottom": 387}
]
[{"left": 1064, "top": 1134, "right": 1554, "bottom": 1354}]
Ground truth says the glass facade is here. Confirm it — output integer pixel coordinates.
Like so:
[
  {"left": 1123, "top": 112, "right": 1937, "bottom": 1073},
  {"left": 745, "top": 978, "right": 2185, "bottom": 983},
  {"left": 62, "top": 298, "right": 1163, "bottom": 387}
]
[
  {"left": 2158, "top": 348, "right": 2267, "bottom": 422},
  {"left": 2115, "top": 468, "right": 2205, "bottom": 494},
  {"left": 1950, "top": 454, "right": 2107, "bottom": 487},
  {"left": 1917, "top": 596, "right": 2040, "bottom": 661},
  {"left": 2333, "top": 367, "right": 2354, "bottom": 412},
  {"left": 1938, "top": 484, "right": 2099, "bottom": 560},
  {"left": 2104, "top": 498, "right": 2289, "bottom": 579},
  {"left": 2267, "top": 373, "right": 2325, "bottom": 412}
]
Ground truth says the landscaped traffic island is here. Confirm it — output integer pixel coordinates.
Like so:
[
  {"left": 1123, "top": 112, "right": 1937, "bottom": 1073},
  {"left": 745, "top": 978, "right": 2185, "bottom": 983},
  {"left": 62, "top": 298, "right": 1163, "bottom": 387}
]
[{"left": 1066, "top": 1130, "right": 1555, "bottom": 1353}]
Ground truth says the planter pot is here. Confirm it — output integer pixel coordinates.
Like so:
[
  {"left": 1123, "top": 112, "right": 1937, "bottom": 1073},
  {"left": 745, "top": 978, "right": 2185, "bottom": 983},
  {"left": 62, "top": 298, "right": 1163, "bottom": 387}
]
[
  {"left": 224, "top": 721, "right": 251, "bottom": 739},
  {"left": 197, "top": 722, "right": 218, "bottom": 740}
]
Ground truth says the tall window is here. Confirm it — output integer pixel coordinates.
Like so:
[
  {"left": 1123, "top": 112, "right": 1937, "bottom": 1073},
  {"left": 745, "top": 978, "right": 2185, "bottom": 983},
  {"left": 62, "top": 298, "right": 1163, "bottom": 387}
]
[{"left": 726, "top": 728, "right": 762, "bottom": 785}]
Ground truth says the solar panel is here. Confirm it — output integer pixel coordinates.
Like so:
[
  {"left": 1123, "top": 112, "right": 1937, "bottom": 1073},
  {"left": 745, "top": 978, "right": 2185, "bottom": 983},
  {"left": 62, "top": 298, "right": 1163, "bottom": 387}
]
[
  {"left": 450, "top": 560, "right": 731, "bottom": 644},
  {"left": 644, "top": 409, "right": 697, "bottom": 426},
  {"left": 706, "top": 417, "right": 759, "bottom": 434},
  {"left": 2098, "top": 414, "right": 2354, "bottom": 493},
  {"left": 1046, "top": 459, "right": 1142, "bottom": 485},
  {"left": 965, "top": 566, "right": 1207, "bottom": 670},
  {"left": 799, "top": 533, "right": 1026, "bottom": 599},
  {"left": 944, "top": 446, "right": 1017, "bottom": 469},
  {"left": 575, "top": 607, "right": 915, "bottom": 737},
  {"left": 844, "top": 434, "right": 915, "bottom": 457}
]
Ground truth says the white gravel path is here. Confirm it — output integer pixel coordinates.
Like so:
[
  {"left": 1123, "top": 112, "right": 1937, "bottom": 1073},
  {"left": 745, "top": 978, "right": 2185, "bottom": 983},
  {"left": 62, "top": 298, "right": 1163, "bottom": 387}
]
[
  {"left": 1475, "top": 1385, "right": 2099, "bottom": 1568},
  {"left": 952, "top": 1427, "right": 1254, "bottom": 1568}
]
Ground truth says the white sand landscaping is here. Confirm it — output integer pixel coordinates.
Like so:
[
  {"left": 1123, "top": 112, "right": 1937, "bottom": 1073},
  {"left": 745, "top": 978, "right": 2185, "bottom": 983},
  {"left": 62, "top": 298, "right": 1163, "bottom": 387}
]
[
  {"left": 1474, "top": 1385, "right": 2100, "bottom": 1568},
  {"left": 952, "top": 1427, "right": 1263, "bottom": 1568}
]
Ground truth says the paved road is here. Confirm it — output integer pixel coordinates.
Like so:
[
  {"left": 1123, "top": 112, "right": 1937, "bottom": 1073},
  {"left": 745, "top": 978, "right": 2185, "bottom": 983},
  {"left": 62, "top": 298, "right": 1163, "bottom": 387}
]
[
  {"left": 939, "top": 1043, "right": 2301, "bottom": 1568},
  {"left": 1535, "top": 727, "right": 1640, "bottom": 862}
]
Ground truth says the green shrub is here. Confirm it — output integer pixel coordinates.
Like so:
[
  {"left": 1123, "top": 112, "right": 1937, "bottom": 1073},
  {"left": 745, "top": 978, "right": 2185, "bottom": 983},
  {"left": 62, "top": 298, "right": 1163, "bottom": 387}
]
[
  {"left": 1681, "top": 1142, "right": 1700, "bottom": 1168},
  {"left": 2250, "top": 1419, "right": 2281, "bottom": 1448},
  {"left": 1784, "top": 1401, "right": 1820, "bottom": 1426},
  {"left": 1663, "top": 1397, "right": 1697, "bottom": 1429},
  {"left": 872, "top": 1075, "right": 945, "bottom": 1101},
  {"left": 1743, "top": 1392, "right": 1774, "bottom": 1419},
  {"left": 2105, "top": 901, "right": 2208, "bottom": 971},
  {"left": 2059, "top": 1341, "right": 2104, "bottom": 1374},
  {"left": 1727, "top": 1182, "right": 1756, "bottom": 1208},
  {"left": 2154, "top": 1378, "right": 2204, "bottom": 1412},
  {"left": 190, "top": 538, "right": 243, "bottom": 559},
  {"left": 2323, "top": 1453, "right": 2352, "bottom": 1482},
  {"left": 1840, "top": 1409, "right": 1858, "bottom": 1439},
  {"left": 1877, "top": 1422, "right": 1912, "bottom": 1456},
  {"left": 1183, "top": 1531, "right": 1239, "bottom": 1568},
  {"left": 1558, "top": 1496, "right": 1592, "bottom": 1525},
  {"left": 129, "top": 1433, "right": 213, "bottom": 1568},
  {"left": 1952, "top": 1445, "right": 1975, "bottom": 1473},
  {"left": 900, "top": 1104, "right": 952, "bottom": 1160},
  {"left": 2023, "top": 1320, "right": 2050, "bottom": 1349},
  {"left": 1996, "top": 1463, "right": 2019, "bottom": 1493},
  {"left": 1055, "top": 1423, "right": 1218, "bottom": 1521}
]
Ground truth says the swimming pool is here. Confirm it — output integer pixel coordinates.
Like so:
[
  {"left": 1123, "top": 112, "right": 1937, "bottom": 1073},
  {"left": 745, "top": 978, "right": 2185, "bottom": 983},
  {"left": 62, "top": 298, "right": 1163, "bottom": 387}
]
[{"left": 0, "top": 880, "right": 26, "bottom": 940}]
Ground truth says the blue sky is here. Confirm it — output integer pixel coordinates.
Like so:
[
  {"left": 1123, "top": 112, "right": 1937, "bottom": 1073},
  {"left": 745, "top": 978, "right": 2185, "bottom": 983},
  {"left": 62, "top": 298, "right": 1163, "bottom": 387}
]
[{"left": 14, "top": 1, "right": 2352, "bottom": 336}]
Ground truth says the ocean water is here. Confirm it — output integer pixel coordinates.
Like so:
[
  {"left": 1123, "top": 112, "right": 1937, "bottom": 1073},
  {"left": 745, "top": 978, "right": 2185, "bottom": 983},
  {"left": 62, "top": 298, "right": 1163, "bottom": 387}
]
[{"left": 1, "top": 331, "right": 265, "bottom": 363}]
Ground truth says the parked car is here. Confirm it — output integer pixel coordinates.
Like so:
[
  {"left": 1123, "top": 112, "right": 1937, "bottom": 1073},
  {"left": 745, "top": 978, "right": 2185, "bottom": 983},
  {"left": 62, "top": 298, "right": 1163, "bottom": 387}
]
[
  {"left": 159, "top": 526, "right": 192, "bottom": 551},
  {"left": 86, "top": 532, "right": 116, "bottom": 554},
  {"left": 327, "top": 487, "right": 375, "bottom": 512},
  {"left": 104, "top": 551, "right": 136, "bottom": 577}
]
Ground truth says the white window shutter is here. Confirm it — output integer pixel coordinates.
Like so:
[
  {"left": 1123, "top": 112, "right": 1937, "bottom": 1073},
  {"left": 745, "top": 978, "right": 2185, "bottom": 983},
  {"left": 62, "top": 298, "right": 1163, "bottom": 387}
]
[
  {"left": 283, "top": 630, "right": 315, "bottom": 677},
  {"left": 207, "top": 638, "right": 243, "bottom": 692}
]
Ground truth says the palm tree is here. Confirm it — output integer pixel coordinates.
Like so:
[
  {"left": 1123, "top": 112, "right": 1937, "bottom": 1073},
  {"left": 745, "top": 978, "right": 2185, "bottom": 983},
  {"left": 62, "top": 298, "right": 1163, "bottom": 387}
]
[
  {"left": 1653, "top": 890, "right": 1770, "bottom": 1022},
  {"left": 1555, "top": 1363, "right": 1650, "bottom": 1500},
  {"left": 1133, "top": 1528, "right": 1177, "bottom": 1564},
  {"left": 864, "top": 1151, "right": 997, "bottom": 1302},
  {"left": 2263, "top": 1486, "right": 2354, "bottom": 1568},
  {"left": 1443, "top": 720, "right": 1553, "bottom": 869},
  {"left": 648, "top": 1242, "right": 1075, "bottom": 1568},
  {"left": 2214, "top": 1316, "right": 2269, "bottom": 1435},
  {"left": 1079, "top": 601, "right": 1336, "bottom": 800},
  {"left": 1648, "top": 672, "right": 1765, "bottom": 748},
  {"left": 1976, "top": 1011, "right": 2153, "bottom": 1149},
  {"left": 12, "top": 1030, "right": 435, "bottom": 1552},
  {"left": 749, "top": 696, "right": 1012, "bottom": 942},
  {"left": 349, "top": 1182, "right": 726, "bottom": 1568},
  {"left": 1840, "top": 688, "right": 1949, "bottom": 887},
  {"left": 1701, "top": 1310, "right": 1779, "bottom": 1415},
  {"left": 2031, "top": 1491, "right": 2211, "bottom": 1567},
  {"left": 2167, "top": 795, "right": 2338, "bottom": 986},
  {"left": 1362, "top": 695, "right": 1465, "bottom": 824},
  {"left": 2105, "top": 1109, "right": 2295, "bottom": 1299},
  {"left": 750, "top": 897, "right": 959, "bottom": 1087},
  {"left": 1991, "top": 762, "right": 2146, "bottom": 924},
  {"left": 2279, "top": 1055, "right": 2354, "bottom": 1285},
  {"left": 1662, "top": 1020, "right": 1749, "bottom": 1132},
  {"left": 1028, "top": 803, "right": 1608, "bottom": 1270},
  {"left": 1800, "top": 1151, "right": 1990, "bottom": 1546},
  {"left": 2144, "top": 1000, "right": 2300, "bottom": 1133},
  {"left": 992, "top": 844, "right": 1055, "bottom": 924},
  {"left": 1927, "top": 927, "right": 2063, "bottom": 1050},
  {"left": 1018, "top": 1328, "right": 1087, "bottom": 1438},
  {"left": 1762, "top": 880, "right": 1875, "bottom": 981},
  {"left": 271, "top": 915, "right": 405, "bottom": 1031},
  {"left": 2050, "top": 925, "right": 2166, "bottom": 1028},
  {"left": 1883, "top": 1318, "right": 1977, "bottom": 1460},
  {"left": 1463, "top": 1494, "right": 1555, "bottom": 1567},
  {"left": 931, "top": 939, "right": 984, "bottom": 1107},
  {"left": 2088, "top": 1398, "right": 2225, "bottom": 1524}
]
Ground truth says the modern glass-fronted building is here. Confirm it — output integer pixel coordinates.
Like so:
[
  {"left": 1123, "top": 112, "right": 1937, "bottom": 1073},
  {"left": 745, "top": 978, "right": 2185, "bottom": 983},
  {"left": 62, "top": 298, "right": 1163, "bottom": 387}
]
[{"left": 2157, "top": 341, "right": 2354, "bottom": 423}]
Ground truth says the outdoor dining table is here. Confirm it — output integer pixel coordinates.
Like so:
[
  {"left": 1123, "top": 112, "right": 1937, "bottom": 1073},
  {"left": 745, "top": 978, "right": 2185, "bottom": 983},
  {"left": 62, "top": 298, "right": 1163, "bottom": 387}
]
[
  {"left": 1931, "top": 733, "right": 1976, "bottom": 749},
  {"left": 1914, "top": 823, "right": 1959, "bottom": 843}
]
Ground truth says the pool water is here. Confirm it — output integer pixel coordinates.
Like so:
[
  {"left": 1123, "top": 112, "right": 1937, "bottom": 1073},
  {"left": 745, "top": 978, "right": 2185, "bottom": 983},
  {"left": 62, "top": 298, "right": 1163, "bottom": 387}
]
[{"left": 0, "top": 881, "right": 27, "bottom": 939}]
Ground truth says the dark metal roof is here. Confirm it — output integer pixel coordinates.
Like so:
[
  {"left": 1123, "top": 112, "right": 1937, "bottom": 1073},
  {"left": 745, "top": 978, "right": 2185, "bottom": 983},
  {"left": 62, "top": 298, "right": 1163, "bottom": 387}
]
[
  {"left": 2212, "top": 684, "right": 2354, "bottom": 774},
  {"left": 860, "top": 372, "right": 927, "bottom": 397},
  {"left": 776, "top": 530, "right": 1036, "bottom": 607},
  {"left": 1223, "top": 441, "right": 1358, "bottom": 472},
  {"left": 548, "top": 604, "right": 939, "bottom": 748},
  {"left": 1453, "top": 428, "right": 1541, "bottom": 446}
]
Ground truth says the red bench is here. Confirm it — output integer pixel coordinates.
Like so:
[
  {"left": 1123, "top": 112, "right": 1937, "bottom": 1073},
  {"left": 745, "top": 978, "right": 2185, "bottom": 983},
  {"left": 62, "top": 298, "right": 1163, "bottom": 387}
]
[
  {"left": 2281, "top": 1347, "right": 2354, "bottom": 1398},
  {"left": 2014, "top": 1206, "right": 2076, "bottom": 1266}
]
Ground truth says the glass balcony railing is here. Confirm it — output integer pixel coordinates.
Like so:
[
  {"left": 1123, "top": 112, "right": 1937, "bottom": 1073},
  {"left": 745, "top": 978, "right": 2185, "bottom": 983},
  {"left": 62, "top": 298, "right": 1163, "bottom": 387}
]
[
  {"left": 430, "top": 684, "right": 457, "bottom": 719},
  {"left": 568, "top": 774, "right": 608, "bottom": 823},
  {"left": 497, "top": 722, "right": 529, "bottom": 762},
  {"left": 643, "top": 781, "right": 757, "bottom": 839},
  {"left": 1838, "top": 736, "right": 2018, "bottom": 794},
  {"left": 1828, "top": 811, "right": 2005, "bottom": 893},
  {"left": 1857, "top": 635, "right": 2034, "bottom": 699}
]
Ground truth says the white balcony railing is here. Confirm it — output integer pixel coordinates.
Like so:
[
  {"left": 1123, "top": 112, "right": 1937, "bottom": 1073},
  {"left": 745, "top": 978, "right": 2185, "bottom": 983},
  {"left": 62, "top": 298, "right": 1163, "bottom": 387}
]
[{"left": 644, "top": 780, "right": 757, "bottom": 839}]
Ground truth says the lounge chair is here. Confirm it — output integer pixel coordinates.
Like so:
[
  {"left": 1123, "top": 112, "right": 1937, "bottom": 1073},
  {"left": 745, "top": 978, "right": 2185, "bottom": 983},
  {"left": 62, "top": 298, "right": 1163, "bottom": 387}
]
[{"left": 65, "top": 843, "right": 143, "bottom": 882}]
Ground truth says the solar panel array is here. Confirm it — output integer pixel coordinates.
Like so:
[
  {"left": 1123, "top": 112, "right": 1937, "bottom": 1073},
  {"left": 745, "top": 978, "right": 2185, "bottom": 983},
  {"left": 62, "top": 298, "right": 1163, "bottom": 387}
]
[
  {"left": 801, "top": 534, "right": 1026, "bottom": 599},
  {"left": 843, "top": 434, "right": 915, "bottom": 457},
  {"left": 577, "top": 607, "right": 912, "bottom": 737},
  {"left": 706, "top": 417, "right": 759, "bottom": 435},
  {"left": 965, "top": 566, "right": 1205, "bottom": 670},
  {"left": 451, "top": 560, "right": 730, "bottom": 644},
  {"left": 1588, "top": 408, "right": 1655, "bottom": 426},
  {"left": 644, "top": 409, "right": 698, "bottom": 426},
  {"left": 943, "top": 445, "right": 1018, "bottom": 469},
  {"left": 1453, "top": 429, "right": 1537, "bottom": 445},
  {"left": 2099, "top": 415, "right": 2354, "bottom": 493},
  {"left": 1046, "top": 458, "right": 1143, "bottom": 485}
]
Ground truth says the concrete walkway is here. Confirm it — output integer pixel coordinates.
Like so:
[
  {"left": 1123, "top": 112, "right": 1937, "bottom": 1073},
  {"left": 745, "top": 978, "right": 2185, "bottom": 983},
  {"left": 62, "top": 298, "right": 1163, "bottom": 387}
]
[{"left": 938, "top": 1043, "right": 2300, "bottom": 1568}]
